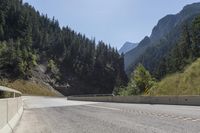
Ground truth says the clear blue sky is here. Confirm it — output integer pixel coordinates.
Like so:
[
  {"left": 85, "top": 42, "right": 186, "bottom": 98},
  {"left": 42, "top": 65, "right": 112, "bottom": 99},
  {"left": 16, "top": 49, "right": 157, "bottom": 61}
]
[{"left": 23, "top": 0, "right": 200, "bottom": 49}]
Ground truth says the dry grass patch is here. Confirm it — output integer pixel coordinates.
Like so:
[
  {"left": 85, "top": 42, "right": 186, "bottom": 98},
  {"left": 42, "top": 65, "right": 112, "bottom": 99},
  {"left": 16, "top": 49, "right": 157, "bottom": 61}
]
[
  {"left": 0, "top": 79, "right": 57, "bottom": 96},
  {"left": 148, "top": 58, "right": 200, "bottom": 96}
]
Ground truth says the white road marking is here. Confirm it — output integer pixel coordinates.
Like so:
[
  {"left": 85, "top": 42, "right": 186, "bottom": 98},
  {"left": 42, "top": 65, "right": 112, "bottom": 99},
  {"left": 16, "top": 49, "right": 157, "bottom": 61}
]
[
  {"left": 192, "top": 119, "right": 200, "bottom": 122},
  {"left": 173, "top": 117, "right": 180, "bottom": 120},
  {"left": 84, "top": 104, "right": 200, "bottom": 123},
  {"left": 177, "top": 116, "right": 185, "bottom": 119},
  {"left": 163, "top": 114, "right": 170, "bottom": 117},
  {"left": 84, "top": 105, "right": 121, "bottom": 111},
  {"left": 183, "top": 118, "right": 193, "bottom": 121}
]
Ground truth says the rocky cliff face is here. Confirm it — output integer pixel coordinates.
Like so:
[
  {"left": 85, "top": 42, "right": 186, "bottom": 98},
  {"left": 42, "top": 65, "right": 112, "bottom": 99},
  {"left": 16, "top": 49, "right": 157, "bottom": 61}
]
[
  {"left": 124, "top": 2, "right": 200, "bottom": 74},
  {"left": 119, "top": 42, "right": 138, "bottom": 54}
]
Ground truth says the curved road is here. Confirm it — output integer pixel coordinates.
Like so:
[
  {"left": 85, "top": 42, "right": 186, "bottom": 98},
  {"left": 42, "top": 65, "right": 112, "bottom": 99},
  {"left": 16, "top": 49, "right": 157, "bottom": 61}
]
[{"left": 14, "top": 96, "right": 200, "bottom": 133}]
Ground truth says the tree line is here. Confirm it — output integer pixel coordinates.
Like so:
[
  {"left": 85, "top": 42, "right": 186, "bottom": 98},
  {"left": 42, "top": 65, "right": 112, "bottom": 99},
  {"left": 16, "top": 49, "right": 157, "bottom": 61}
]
[
  {"left": 115, "top": 15, "right": 200, "bottom": 96},
  {"left": 0, "top": 0, "right": 127, "bottom": 95},
  {"left": 156, "top": 16, "right": 200, "bottom": 79}
]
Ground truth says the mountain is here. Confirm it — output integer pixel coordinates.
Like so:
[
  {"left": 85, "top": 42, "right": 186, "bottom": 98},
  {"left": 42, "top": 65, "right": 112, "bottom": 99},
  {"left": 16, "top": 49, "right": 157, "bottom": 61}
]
[
  {"left": 0, "top": 0, "right": 128, "bottom": 95},
  {"left": 119, "top": 14, "right": 200, "bottom": 96},
  {"left": 119, "top": 42, "right": 138, "bottom": 54},
  {"left": 124, "top": 2, "right": 200, "bottom": 76}
]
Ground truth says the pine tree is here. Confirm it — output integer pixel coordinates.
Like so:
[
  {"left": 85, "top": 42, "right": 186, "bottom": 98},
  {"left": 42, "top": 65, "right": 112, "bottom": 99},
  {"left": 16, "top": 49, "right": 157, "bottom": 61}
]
[
  {"left": 0, "top": 0, "right": 128, "bottom": 94},
  {"left": 192, "top": 16, "right": 200, "bottom": 57},
  {"left": 134, "top": 64, "right": 154, "bottom": 93}
]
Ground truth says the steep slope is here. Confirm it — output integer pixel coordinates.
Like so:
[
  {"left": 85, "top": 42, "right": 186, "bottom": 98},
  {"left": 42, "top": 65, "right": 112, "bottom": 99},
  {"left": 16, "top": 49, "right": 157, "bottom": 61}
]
[
  {"left": 0, "top": 79, "right": 60, "bottom": 96},
  {"left": 148, "top": 58, "right": 200, "bottom": 96},
  {"left": 124, "top": 2, "right": 200, "bottom": 75},
  {"left": 119, "top": 42, "right": 138, "bottom": 54},
  {"left": 125, "top": 36, "right": 151, "bottom": 73},
  {"left": 0, "top": 0, "right": 127, "bottom": 95}
]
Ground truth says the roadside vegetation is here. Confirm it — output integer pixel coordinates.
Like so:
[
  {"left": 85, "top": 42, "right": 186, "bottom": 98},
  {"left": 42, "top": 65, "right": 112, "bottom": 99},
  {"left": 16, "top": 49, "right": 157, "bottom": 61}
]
[
  {"left": 116, "top": 15, "right": 200, "bottom": 96},
  {"left": 0, "top": 79, "right": 57, "bottom": 96},
  {"left": 115, "top": 58, "right": 200, "bottom": 96},
  {"left": 0, "top": 91, "right": 16, "bottom": 98},
  {"left": 155, "top": 17, "right": 200, "bottom": 79},
  {"left": 0, "top": 91, "right": 5, "bottom": 98},
  {"left": 148, "top": 58, "right": 200, "bottom": 96},
  {"left": 113, "top": 64, "right": 155, "bottom": 96}
]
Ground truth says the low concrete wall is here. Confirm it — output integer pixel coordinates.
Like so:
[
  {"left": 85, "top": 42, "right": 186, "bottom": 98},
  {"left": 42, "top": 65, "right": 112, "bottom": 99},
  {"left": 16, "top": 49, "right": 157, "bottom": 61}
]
[
  {"left": 68, "top": 96, "right": 200, "bottom": 106},
  {"left": 0, "top": 97, "right": 23, "bottom": 133},
  {"left": 0, "top": 99, "right": 8, "bottom": 131}
]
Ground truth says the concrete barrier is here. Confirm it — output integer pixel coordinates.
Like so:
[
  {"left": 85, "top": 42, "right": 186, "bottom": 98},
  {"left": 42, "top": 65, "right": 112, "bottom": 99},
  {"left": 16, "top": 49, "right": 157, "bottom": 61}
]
[
  {"left": 0, "top": 87, "right": 23, "bottom": 133},
  {"left": 68, "top": 95, "right": 200, "bottom": 106},
  {"left": 0, "top": 99, "right": 8, "bottom": 132}
]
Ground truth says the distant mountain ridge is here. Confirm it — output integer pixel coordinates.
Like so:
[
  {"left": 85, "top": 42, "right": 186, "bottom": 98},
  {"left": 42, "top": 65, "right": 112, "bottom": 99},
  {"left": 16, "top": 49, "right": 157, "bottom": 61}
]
[
  {"left": 119, "top": 42, "right": 138, "bottom": 54},
  {"left": 124, "top": 2, "right": 200, "bottom": 75}
]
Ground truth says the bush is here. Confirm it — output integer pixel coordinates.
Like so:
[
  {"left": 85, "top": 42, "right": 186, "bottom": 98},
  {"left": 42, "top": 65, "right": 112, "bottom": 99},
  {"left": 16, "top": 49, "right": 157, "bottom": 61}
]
[{"left": 115, "top": 64, "right": 155, "bottom": 96}]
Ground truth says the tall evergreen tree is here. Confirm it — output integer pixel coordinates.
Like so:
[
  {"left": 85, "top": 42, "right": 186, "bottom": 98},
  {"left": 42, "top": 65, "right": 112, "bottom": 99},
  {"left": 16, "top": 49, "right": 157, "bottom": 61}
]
[{"left": 0, "top": 0, "right": 127, "bottom": 95}]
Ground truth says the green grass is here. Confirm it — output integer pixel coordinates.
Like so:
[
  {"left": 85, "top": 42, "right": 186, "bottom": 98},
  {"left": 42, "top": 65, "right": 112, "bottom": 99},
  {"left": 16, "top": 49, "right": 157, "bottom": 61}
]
[
  {"left": 147, "top": 58, "right": 200, "bottom": 96},
  {"left": 0, "top": 79, "right": 57, "bottom": 96}
]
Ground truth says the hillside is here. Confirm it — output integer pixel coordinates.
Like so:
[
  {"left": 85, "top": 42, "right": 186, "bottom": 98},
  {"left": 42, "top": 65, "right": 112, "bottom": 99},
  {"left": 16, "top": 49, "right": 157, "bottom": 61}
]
[
  {"left": 117, "top": 14, "right": 200, "bottom": 96},
  {"left": 148, "top": 58, "right": 200, "bottom": 96},
  {"left": 119, "top": 42, "right": 138, "bottom": 54},
  {"left": 0, "top": 79, "right": 60, "bottom": 96},
  {"left": 0, "top": 0, "right": 127, "bottom": 95},
  {"left": 124, "top": 2, "right": 200, "bottom": 76}
]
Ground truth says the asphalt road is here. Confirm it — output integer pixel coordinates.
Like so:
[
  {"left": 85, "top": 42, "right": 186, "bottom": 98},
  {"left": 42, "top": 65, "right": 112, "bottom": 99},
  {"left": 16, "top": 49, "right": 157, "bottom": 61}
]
[{"left": 14, "top": 96, "right": 200, "bottom": 133}]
